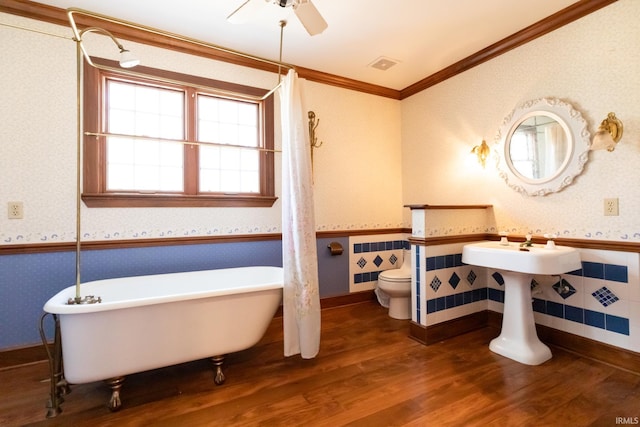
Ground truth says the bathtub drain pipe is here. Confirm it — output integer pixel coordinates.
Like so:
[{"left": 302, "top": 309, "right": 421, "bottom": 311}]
[{"left": 39, "top": 312, "right": 69, "bottom": 418}]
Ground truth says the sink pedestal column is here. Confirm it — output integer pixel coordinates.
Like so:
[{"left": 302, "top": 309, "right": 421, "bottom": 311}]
[{"left": 490, "top": 270, "right": 551, "bottom": 365}]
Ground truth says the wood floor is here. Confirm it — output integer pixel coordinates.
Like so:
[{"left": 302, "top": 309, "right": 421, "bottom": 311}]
[{"left": 2, "top": 301, "right": 639, "bottom": 426}]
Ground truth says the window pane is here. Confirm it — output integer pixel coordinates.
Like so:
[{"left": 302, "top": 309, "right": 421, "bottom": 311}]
[
  {"left": 107, "top": 138, "right": 183, "bottom": 192},
  {"left": 134, "top": 165, "right": 159, "bottom": 191},
  {"left": 238, "top": 102, "right": 257, "bottom": 125},
  {"left": 241, "top": 170, "right": 259, "bottom": 193},
  {"left": 107, "top": 137, "right": 134, "bottom": 164},
  {"left": 108, "top": 81, "right": 135, "bottom": 109},
  {"left": 135, "top": 111, "right": 161, "bottom": 137},
  {"left": 220, "top": 170, "right": 241, "bottom": 192},
  {"left": 200, "top": 146, "right": 220, "bottom": 169},
  {"left": 106, "top": 79, "right": 184, "bottom": 192},
  {"left": 160, "top": 116, "right": 185, "bottom": 140},
  {"left": 107, "top": 163, "right": 134, "bottom": 190},
  {"left": 220, "top": 147, "right": 241, "bottom": 170},
  {"left": 199, "top": 169, "right": 220, "bottom": 192},
  {"left": 160, "top": 90, "right": 184, "bottom": 116},
  {"left": 240, "top": 149, "right": 259, "bottom": 171},
  {"left": 219, "top": 122, "right": 238, "bottom": 145},
  {"left": 238, "top": 124, "right": 257, "bottom": 147},
  {"left": 198, "top": 96, "right": 219, "bottom": 119},
  {"left": 135, "top": 85, "right": 160, "bottom": 113},
  {"left": 159, "top": 166, "right": 183, "bottom": 191},
  {"left": 108, "top": 109, "right": 135, "bottom": 135},
  {"left": 160, "top": 142, "right": 183, "bottom": 167},
  {"left": 197, "top": 94, "right": 259, "bottom": 193},
  {"left": 198, "top": 120, "right": 219, "bottom": 143},
  {"left": 218, "top": 98, "right": 238, "bottom": 124}
]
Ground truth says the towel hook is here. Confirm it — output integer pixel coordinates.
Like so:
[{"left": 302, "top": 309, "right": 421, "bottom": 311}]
[{"left": 308, "top": 111, "right": 323, "bottom": 169}]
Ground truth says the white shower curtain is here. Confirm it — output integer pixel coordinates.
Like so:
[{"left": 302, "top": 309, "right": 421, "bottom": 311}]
[{"left": 280, "top": 69, "right": 321, "bottom": 358}]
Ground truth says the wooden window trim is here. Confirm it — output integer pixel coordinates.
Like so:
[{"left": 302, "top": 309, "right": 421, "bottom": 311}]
[{"left": 82, "top": 57, "right": 276, "bottom": 208}]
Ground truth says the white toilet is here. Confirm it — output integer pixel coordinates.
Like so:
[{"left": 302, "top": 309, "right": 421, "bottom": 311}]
[{"left": 376, "top": 249, "right": 412, "bottom": 319}]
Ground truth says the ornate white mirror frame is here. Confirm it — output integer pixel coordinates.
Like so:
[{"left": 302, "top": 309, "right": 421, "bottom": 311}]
[{"left": 494, "top": 97, "right": 591, "bottom": 196}]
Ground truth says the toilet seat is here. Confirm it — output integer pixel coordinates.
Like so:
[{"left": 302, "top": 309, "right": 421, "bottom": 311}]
[
  {"left": 379, "top": 269, "right": 410, "bottom": 282},
  {"left": 376, "top": 249, "right": 412, "bottom": 320}
]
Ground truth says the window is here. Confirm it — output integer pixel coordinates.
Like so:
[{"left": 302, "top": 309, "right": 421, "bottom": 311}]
[{"left": 82, "top": 58, "right": 276, "bottom": 207}]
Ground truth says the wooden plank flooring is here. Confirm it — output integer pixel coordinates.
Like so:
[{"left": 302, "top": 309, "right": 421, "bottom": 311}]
[{"left": 1, "top": 301, "right": 639, "bottom": 426}]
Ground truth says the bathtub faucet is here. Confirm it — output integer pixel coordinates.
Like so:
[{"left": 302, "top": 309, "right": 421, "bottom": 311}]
[{"left": 67, "top": 295, "right": 102, "bottom": 305}]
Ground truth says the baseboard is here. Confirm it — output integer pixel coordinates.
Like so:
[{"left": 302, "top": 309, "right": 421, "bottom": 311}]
[
  {"left": 0, "top": 344, "right": 52, "bottom": 370},
  {"left": 0, "top": 291, "right": 376, "bottom": 369},
  {"left": 411, "top": 310, "right": 640, "bottom": 375},
  {"left": 408, "top": 311, "right": 488, "bottom": 345},
  {"left": 320, "top": 290, "right": 376, "bottom": 309}
]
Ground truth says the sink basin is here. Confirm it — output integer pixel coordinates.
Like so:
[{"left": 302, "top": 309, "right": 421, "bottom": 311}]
[
  {"left": 462, "top": 239, "right": 581, "bottom": 365},
  {"left": 462, "top": 241, "right": 581, "bottom": 275}
]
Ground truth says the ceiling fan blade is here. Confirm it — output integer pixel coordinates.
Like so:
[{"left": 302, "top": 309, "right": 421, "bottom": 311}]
[
  {"left": 227, "top": 0, "right": 268, "bottom": 24},
  {"left": 294, "top": 0, "right": 328, "bottom": 36}
]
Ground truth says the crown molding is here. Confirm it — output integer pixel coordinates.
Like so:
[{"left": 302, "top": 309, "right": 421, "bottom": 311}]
[{"left": 0, "top": 0, "right": 618, "bottom": 100}]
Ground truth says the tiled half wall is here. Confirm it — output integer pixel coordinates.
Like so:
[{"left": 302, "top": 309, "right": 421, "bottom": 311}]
[
  {"left": 414, "top": 242, "right": 640, "bottom": 353},
  {"left": 349, "top": 233, "right": 409, "bottom": 293}
]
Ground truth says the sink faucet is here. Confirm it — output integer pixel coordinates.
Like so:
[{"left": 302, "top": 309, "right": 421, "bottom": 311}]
[{"left": 520, "top": 234, "right": 533, "bottom": 247}]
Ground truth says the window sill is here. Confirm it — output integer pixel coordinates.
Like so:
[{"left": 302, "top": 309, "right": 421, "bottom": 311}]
[{"left": 82, "top": 193, "right": 278, "bottom": 208}]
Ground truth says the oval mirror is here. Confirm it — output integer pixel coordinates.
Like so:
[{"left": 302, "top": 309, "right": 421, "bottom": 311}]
[{"left": 495, "top": 98, "right": 590, "bottom": 196}]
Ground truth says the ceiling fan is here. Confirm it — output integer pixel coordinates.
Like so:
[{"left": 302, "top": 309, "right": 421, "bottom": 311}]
[{"left": 227, "top": 0, "right": 328, "bottom": 36}]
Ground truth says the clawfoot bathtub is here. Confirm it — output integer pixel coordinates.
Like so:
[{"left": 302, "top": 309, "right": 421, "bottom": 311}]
[{"left": 43, "top": 266, "right": 283, "bottom": 412}]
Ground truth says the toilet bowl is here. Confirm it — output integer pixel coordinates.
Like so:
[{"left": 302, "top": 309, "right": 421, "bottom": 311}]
[{"left": 376, "top": 249, "right": 412, "bottom": 319}]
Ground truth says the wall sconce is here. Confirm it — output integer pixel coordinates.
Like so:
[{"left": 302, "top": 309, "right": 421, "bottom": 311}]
[
  {"left": 590, "top": 112, "right": 623, "bottom": 152},
  {"left": 471, "top": 140, "right": 490, "bottom": 168}
]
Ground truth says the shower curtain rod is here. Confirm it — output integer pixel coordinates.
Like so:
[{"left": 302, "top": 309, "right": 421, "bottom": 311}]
[
  {"left": 84, "top": 131, "right": 282, "bottom": 153},
  {"left": 64, "top": 7, "right": 291, "bottom": 304},
  {"left": 67, "top": 7, "right": 294, "bottom": 98},
  {"left": 0, "top": 21, "right": 72, "bottom": 40},
  {"left": 82, "top": 56, "right": 282, "bottom": 102}
]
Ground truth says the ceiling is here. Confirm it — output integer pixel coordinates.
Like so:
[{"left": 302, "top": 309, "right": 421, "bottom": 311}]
[{"left": 30, "top": 0, "right": 581, "bottom": 91}]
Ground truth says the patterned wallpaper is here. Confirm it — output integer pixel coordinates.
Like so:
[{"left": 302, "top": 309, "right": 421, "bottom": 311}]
[
  {"left": 2, "top": 2, "right": 639, "bottom": 245},
  {"left": 401, "top": 0, "right": 640, "bottom": 242},
  {"left": 0, "top": 13, "right": 403, "bottom": 245}
]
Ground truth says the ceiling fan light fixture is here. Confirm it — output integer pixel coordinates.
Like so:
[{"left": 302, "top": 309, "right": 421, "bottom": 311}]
[
  {"left": 228, "top": 0, "right": 327, "bottom": 36},
  {"left": 293, "top": 0, "right": 328, "bottom": 35}
]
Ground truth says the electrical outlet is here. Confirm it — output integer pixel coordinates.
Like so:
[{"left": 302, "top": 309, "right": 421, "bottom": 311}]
[
  {"left": 604, "top": 198, "right": 619, "bottom": 216},
  {"left": 8, "top": 202, "right": 24, "bottom": 219}
]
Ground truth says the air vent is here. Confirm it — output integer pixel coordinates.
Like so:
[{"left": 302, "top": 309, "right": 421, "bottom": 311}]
[{"left": 369, "top": 56, "right": 399, "bottom": 71}]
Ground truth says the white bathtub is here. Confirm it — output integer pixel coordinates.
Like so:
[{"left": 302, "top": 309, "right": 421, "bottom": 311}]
[{"left": 43, "top": 266, "right": 283, "bottom": 409}]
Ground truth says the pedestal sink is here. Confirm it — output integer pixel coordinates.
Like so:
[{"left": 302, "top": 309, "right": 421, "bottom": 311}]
[{"left": 462, "top": 240, "right": 581, "bottom": 365}]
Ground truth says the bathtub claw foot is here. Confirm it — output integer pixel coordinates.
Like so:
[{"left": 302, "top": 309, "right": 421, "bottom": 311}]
[
  {"left": 45, "top": 398, "right": 63, "bottom": 419},
  {"left": 211, "top": 355, "right": 226, "bottom": 385},
  {"left": 105, "top": 376, "right": 125, "bottom": 412},
  {"left": 58, "top": 378, "right": 71, "bottom": 396}
]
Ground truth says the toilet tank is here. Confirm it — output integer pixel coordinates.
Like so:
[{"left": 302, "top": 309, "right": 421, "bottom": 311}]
[{"left": 400, "top": 249, "right": 412, "bottom": 271}]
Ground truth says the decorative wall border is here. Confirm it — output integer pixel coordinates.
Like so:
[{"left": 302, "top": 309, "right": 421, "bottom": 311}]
[
  {"left": 3, "top": 230, "right": 639, "bottom": 256},
  {"left": 0, "top": 228, "right": 409, "bottom": 255}
]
